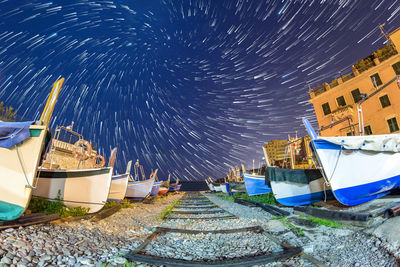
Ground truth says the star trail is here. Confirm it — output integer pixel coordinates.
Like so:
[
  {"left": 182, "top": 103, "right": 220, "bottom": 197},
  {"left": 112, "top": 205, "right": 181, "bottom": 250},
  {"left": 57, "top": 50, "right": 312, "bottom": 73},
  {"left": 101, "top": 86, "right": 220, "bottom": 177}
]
[{"left": 0, "top": 0, "right": 399, "bottom": 180}]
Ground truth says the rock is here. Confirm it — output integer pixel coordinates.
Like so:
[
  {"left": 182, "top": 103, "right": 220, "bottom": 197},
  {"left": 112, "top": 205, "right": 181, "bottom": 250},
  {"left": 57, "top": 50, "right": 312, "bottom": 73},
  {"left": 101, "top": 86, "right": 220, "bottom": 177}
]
[
  {"left": 0, "top": 257, "right": 11, "bottom": 264},
  {"left": 112, "top": 257, "right": 127, "bottom": 265},
  {"left": 79, "top": 257, "right": 94, "bottom": 265}
]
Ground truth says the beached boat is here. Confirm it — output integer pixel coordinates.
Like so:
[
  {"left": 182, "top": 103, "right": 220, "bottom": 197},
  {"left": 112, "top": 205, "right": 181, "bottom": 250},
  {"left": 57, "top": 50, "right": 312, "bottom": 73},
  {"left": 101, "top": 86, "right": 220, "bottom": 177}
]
[
  {"left": 205, "top": 179, "right": 213, "bottom": 192},
  {"left": 108, "top": 160, "right": 132, "bottom": 202},
  {"left": 228, "top": 181, "right": 246, "bottom": 194},
  {"left": 303, "top": 117, "right": 400, "bottom": 206},
  {"left": 220, "top": 181, "right": 229, "bottom": 194},
  {"left": 0, "top": 78, "right": 65, "bottom": 221},
  {"left": 243, "top": 173, "right": 272, "bottom": 196},
  {"left": 267, "top": 167, "right": 333, "bottom": 206},
  {"left": 125, "top": 160, "right": 154, "bottom": 200},
  {"left": 149, "top": 169, "right": 161, "bottom": 198},
  {"left": 169, "top": 178, "right": 181, "bottom": 192},
  {"left": 33, "top": 128, "right": 116, "bottom": 213},
  {"left": 208, "top": 177, "right": 222, "bottom": 192},
  {"left": 242, "top": 164, "right": 271, "bottom": 196},
  {"left": 158, "top": 174, "right": 170, "bottom": 195},
  {"left": 263, "top": 136, "right": 333, "bottom": 206}
]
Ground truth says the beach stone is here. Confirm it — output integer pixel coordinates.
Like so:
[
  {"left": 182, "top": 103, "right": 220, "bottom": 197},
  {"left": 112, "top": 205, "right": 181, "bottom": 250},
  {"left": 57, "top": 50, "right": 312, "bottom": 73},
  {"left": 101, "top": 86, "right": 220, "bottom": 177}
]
[
  {"left": 0, "top": 257, "right": 11, "bottom": 264},
  {"left": 112, "top": 257, "right": 127, "bottom": 265},
  {"left": 79, "top": 257, "right": 94, "bottom": 265}
]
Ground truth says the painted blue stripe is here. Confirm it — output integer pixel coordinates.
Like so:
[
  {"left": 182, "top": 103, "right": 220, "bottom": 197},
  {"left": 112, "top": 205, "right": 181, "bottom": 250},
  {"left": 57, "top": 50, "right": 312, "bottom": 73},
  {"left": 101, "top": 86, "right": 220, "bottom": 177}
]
[
  {"left": 276, "top": 190, "right": 334, "bottom": 206},
  {"left": 313, "top": 139, "right": 342, "bottom": 150},
  {"left": 333, "top": 174, "right": 400, "bottom": 206},
  {"left": 244, "top": 175, "right": 271, "bottom": 196}
]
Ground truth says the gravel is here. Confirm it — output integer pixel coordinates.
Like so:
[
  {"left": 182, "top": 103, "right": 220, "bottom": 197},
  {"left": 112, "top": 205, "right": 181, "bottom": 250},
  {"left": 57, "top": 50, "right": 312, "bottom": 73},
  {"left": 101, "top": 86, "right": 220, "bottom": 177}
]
[
  {"left": 145, "top": 231, "right": 281, "bottom": 261},
  {"left": 0, "top": 191, "right": 398, "bottom": 267}
]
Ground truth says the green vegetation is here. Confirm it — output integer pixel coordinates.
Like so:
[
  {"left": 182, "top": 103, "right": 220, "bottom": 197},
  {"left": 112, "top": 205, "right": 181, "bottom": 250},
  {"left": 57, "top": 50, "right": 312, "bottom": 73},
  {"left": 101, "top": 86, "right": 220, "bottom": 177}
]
[
  {"left": 120, "top": 198, "right": 133, "bottom": 208},
  {"left": 279, "top": 217, "right": 304, "bottom": 236},
  {"left": 216, "top": 192, "right": 277, "bottom": 205},
  {"left": 306, "top": 217, "right": 342, "bottom": 228},
  {"left": 158, "top": 199, "right": 180, "bottom": 220},
  {"left": 270, "top": 215, "right": 285, "bottom": 220},
  {"left": 103, "top": 200, "right": 119, "bottom": 209},
  {"left": 0, "top": 101, "right": 17, "bottom": 121},
  {"left": 28, "top": 194, "right": 89, "bottom": 218}
]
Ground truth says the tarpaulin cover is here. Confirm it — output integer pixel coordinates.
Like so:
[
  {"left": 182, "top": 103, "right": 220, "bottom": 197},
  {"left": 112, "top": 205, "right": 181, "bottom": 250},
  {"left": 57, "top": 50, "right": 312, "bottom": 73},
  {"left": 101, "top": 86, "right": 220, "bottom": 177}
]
[
  {"left": 266, "top": 167, "right": 323, "bottom": 185},
  {"left": 0, "top": 121, "right": 34, "bottom": 148},
  {"left": 319, "top": 134, "right": 400, "bottom": 152}
]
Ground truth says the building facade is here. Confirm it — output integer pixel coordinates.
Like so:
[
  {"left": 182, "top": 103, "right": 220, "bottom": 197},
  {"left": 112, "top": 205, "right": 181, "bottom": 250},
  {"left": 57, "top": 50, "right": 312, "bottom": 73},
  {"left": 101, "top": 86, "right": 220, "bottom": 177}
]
[{"left": 309, "top": 27, "right": 400, "bottom": 136}]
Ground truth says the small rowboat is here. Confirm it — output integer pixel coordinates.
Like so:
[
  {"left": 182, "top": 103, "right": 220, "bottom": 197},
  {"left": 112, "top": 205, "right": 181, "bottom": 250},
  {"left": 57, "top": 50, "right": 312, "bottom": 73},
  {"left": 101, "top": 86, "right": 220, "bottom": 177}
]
[
  {"left": 125, "top": 160, "right": 154, "bottom": 200},
  {"left": 0, "top": 78, "right": 65, "bottom": 221},
  {"left": 169, "top": 178, "right": 181, "bottom": 192},
  {"left": 158, "top": 187, "right": 169, "bottom": 195}
]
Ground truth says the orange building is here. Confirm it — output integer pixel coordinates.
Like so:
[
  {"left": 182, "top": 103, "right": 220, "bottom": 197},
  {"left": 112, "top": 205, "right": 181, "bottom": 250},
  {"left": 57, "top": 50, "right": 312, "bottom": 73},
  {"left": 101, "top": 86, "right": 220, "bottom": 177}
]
[{"left": 309, "top": 27, "right": 400, "bottom": 137}]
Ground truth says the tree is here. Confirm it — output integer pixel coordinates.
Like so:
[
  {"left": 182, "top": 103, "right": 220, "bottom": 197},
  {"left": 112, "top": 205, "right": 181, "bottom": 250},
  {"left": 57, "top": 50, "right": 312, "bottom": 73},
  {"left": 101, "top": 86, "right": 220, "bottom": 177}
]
[{"left": 0, "top": 101, "right": 17, "bottom": 121}]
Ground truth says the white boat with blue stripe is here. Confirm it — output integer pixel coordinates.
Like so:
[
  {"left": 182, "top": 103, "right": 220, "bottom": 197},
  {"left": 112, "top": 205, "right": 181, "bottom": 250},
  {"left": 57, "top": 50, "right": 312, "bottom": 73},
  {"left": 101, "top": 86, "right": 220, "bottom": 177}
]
[{"left": 303, "top": 118, "right": 400, "bottom": 206}]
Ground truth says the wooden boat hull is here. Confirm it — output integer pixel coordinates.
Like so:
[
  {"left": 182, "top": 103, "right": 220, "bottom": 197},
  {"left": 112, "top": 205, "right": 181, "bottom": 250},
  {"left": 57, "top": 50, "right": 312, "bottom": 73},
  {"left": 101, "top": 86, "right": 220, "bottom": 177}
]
[
  {"left": 0, "top": 125, "right": 47, "bottom": 221},
  {"left": 33, "top": 167, "right": 113, "bottom": 213},
  {"left": 267, "top": 167, "right": 333, "bottom": 206},
  {"left": 243, "top": 173, "right": 271, "bottom": 196},
  {"left": 150, "top": 181, "right": 162, "bottom": 198},
  {"left": 108, "top": 173, "right": 129, "bottom": 202},
  {"left": 158, "top": 187, "right": 169, "bottom": 195},
  {"left": 126, "top": 178, "right": 154, "bottom": 200}
]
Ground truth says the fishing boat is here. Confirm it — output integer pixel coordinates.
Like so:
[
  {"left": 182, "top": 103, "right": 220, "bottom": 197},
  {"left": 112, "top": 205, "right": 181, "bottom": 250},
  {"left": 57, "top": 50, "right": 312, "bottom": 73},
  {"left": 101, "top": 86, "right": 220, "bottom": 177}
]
[
  {"left": 0, "top": 78, "right": 65, "bottom": 221},
  {"left": 125, "top": 160, "right": 154, "bottom": 200},
  {"left": 33, "top": 126, "right": 115, "bottom": 213},
  {"left": 208, "top": 177, "right": 222, "bottom": 192},
  {"left": 158, "top": 174, "right": 170, "bottom": 195},
  {"left": 303, "top": 117, "right": 400, "bottom": 206},
  {"left": 242, "top": 164, "right": 271, "bottom": 196},
  {"left": 228, "top": 182, "right": 246, "bottom": 194},
  {"left": 149, "top": 169, "right": 161, "bottom": 198},
  {"left": 220, "top": 181, "right": 229, "bottom": 194},
  {"left": 263, "top": 136, "right": 333, "bottom": 206},
  {"left": 169, "top": 177, "right": 181, "bottom": 192},
  {"left": 108, "top": 160, "right": 132, "bottom": 202},
  {"left": 205, "top": 179, "right": 216, "bottom": 192}
]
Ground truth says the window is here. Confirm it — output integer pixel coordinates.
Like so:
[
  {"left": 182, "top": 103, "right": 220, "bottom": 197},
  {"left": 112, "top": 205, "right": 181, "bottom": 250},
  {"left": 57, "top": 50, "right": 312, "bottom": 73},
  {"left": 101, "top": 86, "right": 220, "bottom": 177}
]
[
  {"left": 387, "top": 117, "right": 399, "bottom": 133},
  {"left": 379, "top": 95, "right": 391, "bottom": 108},
  {"left": 364, "top": 125, "right": 372, "bottom": 135},
  {"left": 370, "top": 73, "right": 383, "bottom": 87},
  {"left": 336, "top": 96, "right": 346, "bottom": 107},
  {"left": 346, "top": 132, "right": 353, "bottom": 136},
  {"left": 322, "top": 102, "right": 331, "bottom": 115},
  {"left": 351, "top": 89, "right": 361, "bottom": 103},
  {"left": 392, "top": 62, "right": 400, "bottom": 75}
]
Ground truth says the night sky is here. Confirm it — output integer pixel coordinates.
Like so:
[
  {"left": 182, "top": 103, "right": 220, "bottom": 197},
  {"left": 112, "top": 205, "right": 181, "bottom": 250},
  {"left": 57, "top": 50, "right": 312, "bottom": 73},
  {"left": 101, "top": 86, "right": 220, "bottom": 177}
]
[{"left": 0, "top": 0, "right": 399, "bottom": 180}]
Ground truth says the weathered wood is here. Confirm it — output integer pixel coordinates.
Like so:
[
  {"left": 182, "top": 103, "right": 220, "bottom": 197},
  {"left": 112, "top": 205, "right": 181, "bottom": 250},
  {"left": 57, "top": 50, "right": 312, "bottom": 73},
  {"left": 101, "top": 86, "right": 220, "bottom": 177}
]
[{"left": 0, "top": 213, "right": 60, "bottom": 230}]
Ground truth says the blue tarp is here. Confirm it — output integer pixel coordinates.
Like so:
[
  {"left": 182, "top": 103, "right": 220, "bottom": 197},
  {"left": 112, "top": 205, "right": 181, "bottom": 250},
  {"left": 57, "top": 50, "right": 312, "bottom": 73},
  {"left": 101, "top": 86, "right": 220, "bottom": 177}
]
[{"left": 0, "top": 121, "right": 34, "bottom": 148}]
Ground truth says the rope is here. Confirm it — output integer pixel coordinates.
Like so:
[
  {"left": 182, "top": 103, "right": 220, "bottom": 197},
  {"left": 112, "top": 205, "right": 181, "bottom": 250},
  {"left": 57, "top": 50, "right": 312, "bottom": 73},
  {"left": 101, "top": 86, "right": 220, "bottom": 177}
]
[{"left": 16, "top": 145, "right": 36, "bottom": 189}]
